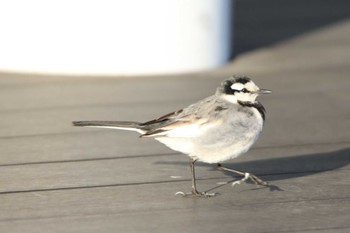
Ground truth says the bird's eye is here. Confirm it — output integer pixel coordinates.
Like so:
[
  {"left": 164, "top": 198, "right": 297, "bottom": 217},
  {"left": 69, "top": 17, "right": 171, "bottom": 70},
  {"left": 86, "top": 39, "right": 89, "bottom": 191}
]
[{"left": 241, "top": 88, "right": 249, "bottom": 93}]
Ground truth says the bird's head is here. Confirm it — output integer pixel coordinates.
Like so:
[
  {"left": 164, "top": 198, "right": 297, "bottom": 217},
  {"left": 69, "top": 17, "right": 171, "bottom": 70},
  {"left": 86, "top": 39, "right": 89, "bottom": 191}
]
[{"left": 216, "top": 75, "right": 271, "bottom": 103}]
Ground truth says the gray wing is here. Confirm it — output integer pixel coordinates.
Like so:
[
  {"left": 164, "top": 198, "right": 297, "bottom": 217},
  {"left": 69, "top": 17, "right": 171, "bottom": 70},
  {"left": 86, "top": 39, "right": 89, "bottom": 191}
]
[{"left": 141, "top": 95, "right": 228, "bottom": 137}]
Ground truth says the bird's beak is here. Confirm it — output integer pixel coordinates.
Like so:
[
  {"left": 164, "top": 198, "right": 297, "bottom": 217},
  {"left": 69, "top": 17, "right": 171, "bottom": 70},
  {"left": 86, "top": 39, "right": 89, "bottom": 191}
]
[{"left": 258, "top": 89, "right": 272, "bottom": 94}]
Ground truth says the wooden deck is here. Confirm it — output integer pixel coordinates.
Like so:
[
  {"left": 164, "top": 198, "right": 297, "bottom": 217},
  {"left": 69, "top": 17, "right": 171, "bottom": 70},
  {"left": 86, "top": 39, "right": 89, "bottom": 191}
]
[{"left": 1, "top": 1, "right": 350, "bottom": 232}]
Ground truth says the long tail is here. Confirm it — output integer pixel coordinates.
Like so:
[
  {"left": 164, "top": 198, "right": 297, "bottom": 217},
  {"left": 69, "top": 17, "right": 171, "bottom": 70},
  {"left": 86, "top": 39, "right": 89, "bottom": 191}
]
[{"left": 72, "top": 121, "right": 145, "bottom": 134}]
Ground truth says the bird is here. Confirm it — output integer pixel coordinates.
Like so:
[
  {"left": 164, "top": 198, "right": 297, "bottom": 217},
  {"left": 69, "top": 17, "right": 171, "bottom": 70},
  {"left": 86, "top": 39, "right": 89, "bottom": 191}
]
[{"left": 73, "top": 75, "right": 272, "bottom": 197}]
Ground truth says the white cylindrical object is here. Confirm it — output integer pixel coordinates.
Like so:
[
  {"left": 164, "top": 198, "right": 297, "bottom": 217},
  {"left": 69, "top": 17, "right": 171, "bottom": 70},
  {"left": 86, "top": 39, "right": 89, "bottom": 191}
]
[{"left": 0, "top": 0, "right": 232, "bottom": 75}]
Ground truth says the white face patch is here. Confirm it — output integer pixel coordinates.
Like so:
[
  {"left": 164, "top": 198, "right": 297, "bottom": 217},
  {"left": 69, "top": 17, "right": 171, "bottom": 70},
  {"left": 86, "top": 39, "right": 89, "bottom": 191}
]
[
  {"left": 230, "top": 82, "right": 244, "bottom": 91},
  {"left": 245, "top": 81, "right": 258, "bottom": 92},
  {"left": 227, "top": 80, "right": 260, "bottom": 103},
  {"left": 231, "top": 81, "right": 259, "bottom": 93}
]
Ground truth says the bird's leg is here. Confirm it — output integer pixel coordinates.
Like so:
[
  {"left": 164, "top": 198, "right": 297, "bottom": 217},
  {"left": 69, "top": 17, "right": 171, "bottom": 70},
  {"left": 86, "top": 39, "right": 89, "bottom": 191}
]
[
  {"left": 217, "top": 163, "right": 268, "bottom": 186},
  {"left": 175, "top": 158, "right": 216, "bottom": 198},
  {"left": 190, "top": 158, "right": 200, "bottom": 195}
]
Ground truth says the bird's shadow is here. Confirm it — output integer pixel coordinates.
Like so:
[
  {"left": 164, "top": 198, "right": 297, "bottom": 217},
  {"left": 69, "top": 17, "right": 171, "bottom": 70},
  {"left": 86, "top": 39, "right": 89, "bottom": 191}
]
[{"left": 156, "top": 147, "right": 350, "bottom": 193}]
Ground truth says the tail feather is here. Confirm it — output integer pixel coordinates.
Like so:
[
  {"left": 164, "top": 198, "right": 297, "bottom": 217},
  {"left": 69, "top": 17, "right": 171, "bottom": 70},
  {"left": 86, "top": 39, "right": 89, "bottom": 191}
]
[{"left": 72, "top": 121, "right": 145, "bottom": 133}]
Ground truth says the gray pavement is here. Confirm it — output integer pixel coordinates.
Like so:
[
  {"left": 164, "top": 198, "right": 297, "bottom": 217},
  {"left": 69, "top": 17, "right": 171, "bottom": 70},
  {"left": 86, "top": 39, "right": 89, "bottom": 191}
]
[{"left": 1, "top": 2, "right": 350, "bottom": 233}]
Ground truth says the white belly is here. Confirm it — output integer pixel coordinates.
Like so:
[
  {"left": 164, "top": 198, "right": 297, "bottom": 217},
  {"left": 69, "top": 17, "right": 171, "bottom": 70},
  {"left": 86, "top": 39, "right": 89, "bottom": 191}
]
[{"left": 154, "top": 107, "right": 263, "bottom": 164}]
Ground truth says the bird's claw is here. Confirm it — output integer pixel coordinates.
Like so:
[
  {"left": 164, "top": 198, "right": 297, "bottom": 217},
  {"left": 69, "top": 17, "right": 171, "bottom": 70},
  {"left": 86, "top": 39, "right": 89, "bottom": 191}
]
[
  {"left": 175, "top": 191, "right": 216, "bottom": 198},
  {"left": 232, "top": 172, "right": 268, "bottom": 187}
]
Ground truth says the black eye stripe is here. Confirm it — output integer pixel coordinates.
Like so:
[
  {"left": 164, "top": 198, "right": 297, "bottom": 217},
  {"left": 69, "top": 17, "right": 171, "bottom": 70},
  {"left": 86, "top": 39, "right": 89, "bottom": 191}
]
[{"left": 221, "top": 77, "right": 253, "bottom": 95}]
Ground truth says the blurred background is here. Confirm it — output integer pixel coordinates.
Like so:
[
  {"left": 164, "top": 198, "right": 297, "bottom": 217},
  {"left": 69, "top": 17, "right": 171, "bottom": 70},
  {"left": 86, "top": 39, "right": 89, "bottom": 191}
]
[
  {"left": 0, "top": 0, "right": 232, "bottom": 75},
  {"left": 1, "top": 0, "right": 349, "bottom": 76}
]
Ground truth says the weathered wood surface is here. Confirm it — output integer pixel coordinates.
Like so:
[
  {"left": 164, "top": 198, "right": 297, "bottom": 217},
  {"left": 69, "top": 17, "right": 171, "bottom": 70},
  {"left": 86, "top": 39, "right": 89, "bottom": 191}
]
[{"left": 1, "top": 1, "right": 350, "bottom": 232}]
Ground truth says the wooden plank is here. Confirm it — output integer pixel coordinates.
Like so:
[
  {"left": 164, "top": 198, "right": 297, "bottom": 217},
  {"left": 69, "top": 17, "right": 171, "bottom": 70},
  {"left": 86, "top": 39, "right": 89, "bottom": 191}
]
[
  {"left": 1, "top": 123, "right": 349, "bottom": 165},
  {"left": 0, "top": 169, "right": 349, "bottom": 233},
  {"left": 1, "top": 208, "right": 349, "bottom": 233},
  {"left": 0, "top": 144, "right": 349, "bottom": 193},
  {"left": 0, "top": 131, "right": 172, "bottom": 165},
  {"left": 0, "top": 90, "right": 349, "bottom": 164},
  {"left": 0, "top": 102, "right": 184, "bottom": 138},
  {"left": 0, "top": 75, "right": 217, "bottom": 111}
]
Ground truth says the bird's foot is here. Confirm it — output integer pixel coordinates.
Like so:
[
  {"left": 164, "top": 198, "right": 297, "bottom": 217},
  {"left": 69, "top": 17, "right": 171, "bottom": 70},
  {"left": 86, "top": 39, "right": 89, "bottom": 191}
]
[
  {"left": 232, "top": 172, "right": 268, "bottom": 187},
  {"left": 175, "top": 190, "right": 216, "bottom": 198},
  {"left": 217, "top": 164, "right": 268, "bottom": 187}
]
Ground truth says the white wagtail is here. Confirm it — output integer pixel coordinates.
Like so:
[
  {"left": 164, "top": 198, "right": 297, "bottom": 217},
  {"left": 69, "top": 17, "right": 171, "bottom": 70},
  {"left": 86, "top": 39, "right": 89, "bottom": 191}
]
[{"left": 73, "top": 75, "right": 271, "bottom": 197}]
